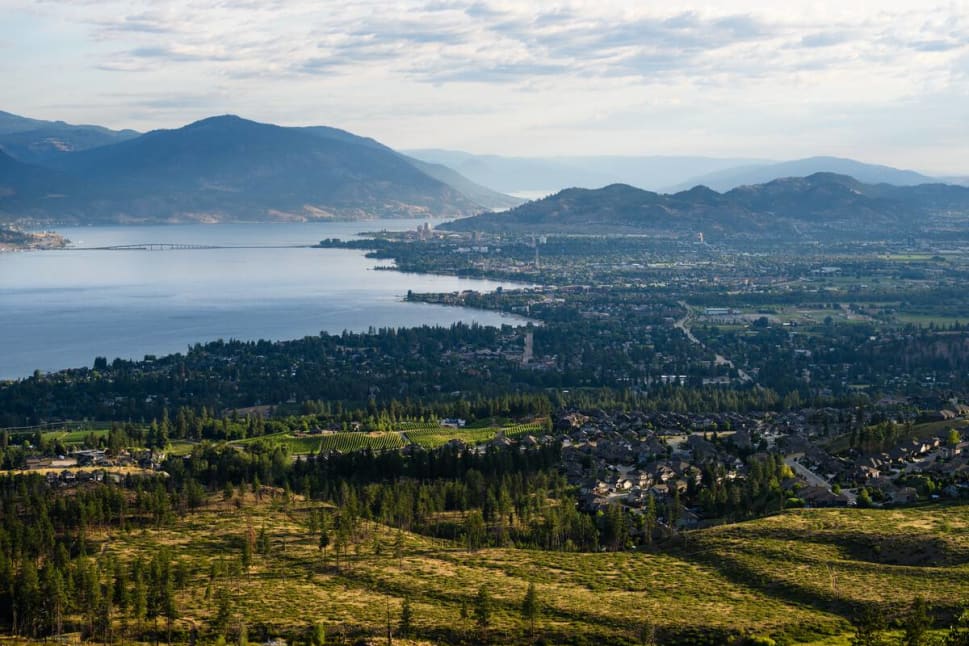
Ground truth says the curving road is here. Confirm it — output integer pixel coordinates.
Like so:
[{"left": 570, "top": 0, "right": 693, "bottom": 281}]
[{"left": 675, "top": 301, "right": 755, "bottom": 383}]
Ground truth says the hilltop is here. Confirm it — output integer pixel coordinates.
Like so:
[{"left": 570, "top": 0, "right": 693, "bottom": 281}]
[
  {"left": 440, "top": 173, "right": 969, "bottom": 241},
  {"left": 7, "top": 478, "right": 969, "bottom": 645},
  {"left": 0, "top": 110, "right": 139, "bottom": 165},
  {"left": 666, "top": 156, "right": 936, "bottom": 192},
  {"left": 0, "top": 114, "right": 517, "bottom": 225}
]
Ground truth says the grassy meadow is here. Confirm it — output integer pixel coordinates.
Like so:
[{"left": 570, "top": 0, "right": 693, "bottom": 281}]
[{"left": 77, "top": 494, "right": 969, "bottom": 645}]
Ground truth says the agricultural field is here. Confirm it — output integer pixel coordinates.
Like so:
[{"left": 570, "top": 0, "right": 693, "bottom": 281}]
[
  {"left": 6, "top": 427, "right": 112, "bottom": 447},
  {"left": 49, "top": 428, "right": 110, "bottom": 445},
  {"left": 91, "top": 494, "right": 969, "bottom": 645},
  {"left": 222, "top": 422, "right": 547, "bottom": 454},
  {"left": 405, "top": 422, "right": 545, "bottom": 449},
  {"left": 232, "top": 431, "right": 406, "bottom": 454}
]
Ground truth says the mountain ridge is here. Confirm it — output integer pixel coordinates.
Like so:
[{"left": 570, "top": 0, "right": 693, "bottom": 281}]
[
  {"left": 0, "top": 110, "right": 140, "bottom": 164},
  {"left": 404, "top": 149, "right": 767, "bottom": 194},
  {"left": 439, "top": 172, "right": 969, "bottom": 241},
  {"left": 0, "top": 114, "right": 514, "bottom": 224},
  {"left": 667, "top": 156, "right": 936, "bottom": 192}
]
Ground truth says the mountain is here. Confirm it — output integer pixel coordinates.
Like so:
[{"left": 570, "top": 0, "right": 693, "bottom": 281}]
[
  {"left": 0, "top": 110, "right": 139, "bottom": 165},
  {"left": 404, "top": 150, "right": 766, "bottom": 194},
  {"left": 301, "top": 127, "right": 522, "bottom": 210},
  {"left": 401, "top": 157, "right": 523, "bottom": 210},
  {"left": 439, "top": 173, "right": 969, "bottom": 241},
  {"left": 0, "top": 115, "right": 497, "bottom": 224},
  {"left": 667, "top": 156, "right": 935, "bottom": 192},
  {"left": 0, "top": 149, "right": 73, "bottom": 217}
]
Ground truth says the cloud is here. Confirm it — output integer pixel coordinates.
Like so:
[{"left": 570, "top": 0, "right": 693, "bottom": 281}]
[
  {"left": 19, "top": 1, "right": 965, "bottom": 89},
  {"left": 799, "top": 31, "right": 851, "bottom": 48},
  {"left": 3, "top": 0, "right": 969, "bottom": 171},
  {"left": 91, "top": 12, "right": 175, "bottom": 37}
]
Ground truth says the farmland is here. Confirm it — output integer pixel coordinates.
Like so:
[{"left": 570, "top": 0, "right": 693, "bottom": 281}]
[{"left": 223, "top": 421, "right": 547, "bottom": 455}]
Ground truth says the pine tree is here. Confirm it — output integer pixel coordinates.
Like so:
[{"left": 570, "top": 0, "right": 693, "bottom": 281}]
[
  {"left": 318, "top": 528, "right": 330, "bottom": 566},
  {"left": 42, "top": 564, "right": 67, "bottom": 637},
  {"left": 521, "top": 582, "right": 538, "bottom": 634},
  {"left": 309, "top": 622, "right": 326, "bottom": 646},
  {"left": 241, "top": 531, "right": 253, "bottom": 580},
  {"left": 16, "top": 559, "right": 41, "bottom": 637},
  {"left": 901, "top": 596, "right": 932, "bottom": 646},
  {"left": 394, "top": 528, "right": 404, "bottom": 569},
  {"left": 644, "top": 495, "right": 657, "bottom": 545},
  {"left": 473, "top": 585, "right": 491, "bottom": 631},
  {"left": 850, "top": 605, "right": 889, "bottom": 646},
  {"left": 115, "top": 562, "right": 130, "bottom": 645},
  {"left": 132, "top": 562, "right": 148, "bottom": 637},
  {"left": 399, "top": 598, "right": 412, "bottom": 638},
  {"left": 213, "top": 588, "right": 232, "bottom": 636}
]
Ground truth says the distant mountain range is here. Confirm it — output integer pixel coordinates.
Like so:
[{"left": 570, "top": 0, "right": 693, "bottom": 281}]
[
  {"left": 2, "top": 109, "right": 966, "bottom": 230},
  {"left": 664, "top": 156, "right": 936, "bottom": 192},
  {"left": 403, "top": 150, "right": 959, "bottom": 195},
  {"left": 0, "top": 110, "right": 139, "bottom": 165},
  {"left": 0, "top": 113, "right": 518, "bottom": 225},
  {"left": 440, "top": 173, "right": 969, "bottom": 242},
  {"left": 404, "top": 150, "right": 768, "bottom": 195}
]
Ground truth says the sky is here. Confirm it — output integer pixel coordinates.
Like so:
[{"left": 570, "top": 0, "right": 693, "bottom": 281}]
[{"left": 2, "top": 0, "right": 968, "bottom": 174}]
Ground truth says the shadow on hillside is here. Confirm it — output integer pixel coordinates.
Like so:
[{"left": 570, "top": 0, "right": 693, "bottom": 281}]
[
  {"left": 709, "top": 524, "right": 969, "bottom": 567},
  {"left": 678, "top": 530, "right": 968, "bottom": 622}
]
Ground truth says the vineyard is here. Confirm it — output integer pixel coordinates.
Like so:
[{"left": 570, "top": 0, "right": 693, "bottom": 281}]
[
  {"left": 405, "top": 427, "right": 501, "bottom": 448},
  {"left": 54, "top": 428, "right": 111, "bottom": 444},
  {"left": 405, "top": 421, "right": 546, "bottom": 449},
  {"left": 393, "top": 421, "right": 442, "bottom": 431},
  {"left": 231, "top": 431, "right": 406, "bottom": 454},
  {"left": 37, "top": 428, "right": 110, "bottom": 446},
  {"left": 23, "top": 419, "right": 549, "bottom": 457},
  {"left": 224, "top": 421, "right": 548, "bottom": 454}
]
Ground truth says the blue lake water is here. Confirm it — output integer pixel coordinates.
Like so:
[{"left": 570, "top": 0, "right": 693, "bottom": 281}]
[{"left": 0, "top": 220, "right": 530, "bottom": 380}]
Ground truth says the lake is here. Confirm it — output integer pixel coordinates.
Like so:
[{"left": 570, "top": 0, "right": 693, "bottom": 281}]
[{"left": 0, "top": 220, "right": 531, "bottom": 380}]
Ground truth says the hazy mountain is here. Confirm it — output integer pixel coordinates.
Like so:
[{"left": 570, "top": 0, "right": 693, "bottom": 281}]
[
  {"left": 404, "top": 149, "right": 766, "bottom": 194},
  {"left": 440, "top": 173, "right": 969, "bottom": 241},
  {"left": 301, "top": 127, "right": 522, "bottom": 210},
  {"left": 404, "top": 150, "right": 611, "bottom": 195},
  {"left": 941, "top": 176, "right": 969, "bottom": 187},
  {"left": 1, "top": 115, "right": 495, "bottom": 224},
  {"left": 0, "top": 149, "right": 73, "bottom": 216},
  {"left": 0, "top": 111, "right": 64, "bottom": 134},
  {"left": 0, "top": 110, "right": 139, "bottom": 165},
  {"left": 668, "top": 156, "right": 935, "bottom": 192},
  {"left": 401, "top": 157, "right": 523, "bottom": 210}
]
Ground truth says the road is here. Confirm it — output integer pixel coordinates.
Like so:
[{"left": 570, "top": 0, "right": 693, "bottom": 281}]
[
  {"left": 674, "top": 301, "right": 755, "bottom": 383},
  {"left": 784, "top": 457, "right": 857, "bottom": 505}
]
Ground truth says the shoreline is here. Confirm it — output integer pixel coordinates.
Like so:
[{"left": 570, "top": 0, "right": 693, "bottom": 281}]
[{"left": 0, "top": 228, "right": 68, "bottom": 251}]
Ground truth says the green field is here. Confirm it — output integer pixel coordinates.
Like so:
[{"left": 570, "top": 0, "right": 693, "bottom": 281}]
[
  {"left": 405, "top": 422, "right": 545, "bottom": 449},
  {"left": 224, "top": 422, "right": 547, "bottom": 454},
  {"left": 19, "top": 420, "right": 548, "bottom": 457},
  {"left": 40, "top": 428, "right": 110, "bottom": 445},
  {"left": 895, "top": 313, "right": 965, "bottom": 327},
  {"left": 232, "top": 431, "right": 406, "bottom": 454}
]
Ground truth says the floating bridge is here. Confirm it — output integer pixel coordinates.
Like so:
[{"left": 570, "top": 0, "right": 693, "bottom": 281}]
[
  {"left": 67, "top": 243, "right": 312, "bottom": 251},
  {"left": 86, "top": 243, "right": 221, "bottom": 251}
]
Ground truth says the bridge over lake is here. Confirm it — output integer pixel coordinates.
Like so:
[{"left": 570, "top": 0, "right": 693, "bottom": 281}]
[{"left": 66, "top": 243, "right": 315, "bottom": 251}]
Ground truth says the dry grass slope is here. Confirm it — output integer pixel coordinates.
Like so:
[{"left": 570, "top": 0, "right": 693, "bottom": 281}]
[{"left": 82, "top": 495, "right": 969, "bottom": 644}]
